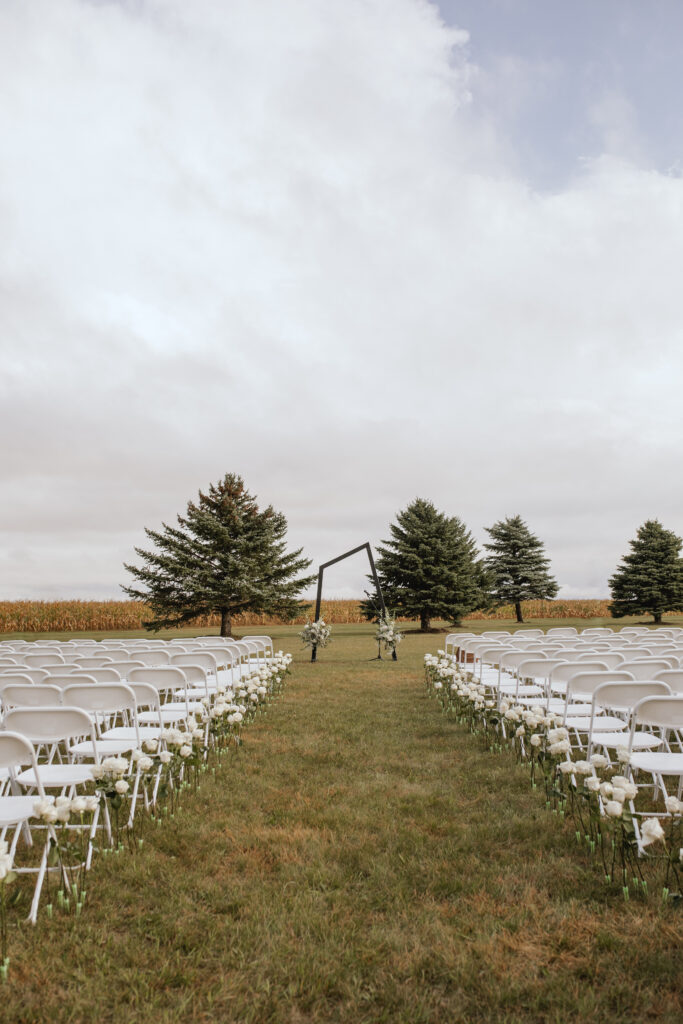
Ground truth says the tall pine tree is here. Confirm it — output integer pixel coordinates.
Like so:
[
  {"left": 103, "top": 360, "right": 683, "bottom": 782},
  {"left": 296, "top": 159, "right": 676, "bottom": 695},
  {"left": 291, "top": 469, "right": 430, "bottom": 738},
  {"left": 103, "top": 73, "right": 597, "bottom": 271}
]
[
  {"left": 609, "top": 519, "right": 683, "bottom": 624},
  {"left": 483, "top": 515, "right": 558, "bottom": 623},
  {"left": 123, "top": 474, "right": 315, "bottom": 636},
  {"left": 369, "top": 498, "right": 485, "bottom": 631}
]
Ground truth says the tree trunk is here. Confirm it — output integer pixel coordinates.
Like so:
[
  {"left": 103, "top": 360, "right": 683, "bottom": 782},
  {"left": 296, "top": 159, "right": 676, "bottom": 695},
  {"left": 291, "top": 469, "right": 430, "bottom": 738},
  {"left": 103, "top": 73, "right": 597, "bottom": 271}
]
[
  {"left": 420, "top": 611, "right": 431, "bottom": 632},
  {"left": 653, "top": 611, "right": 663, "bottom": 624},
  {"left": 220, "top": 609, "right": 233, "bottom": 637},
  {"left": 515, "top": 601, "right": 524, "bottom": 623}
]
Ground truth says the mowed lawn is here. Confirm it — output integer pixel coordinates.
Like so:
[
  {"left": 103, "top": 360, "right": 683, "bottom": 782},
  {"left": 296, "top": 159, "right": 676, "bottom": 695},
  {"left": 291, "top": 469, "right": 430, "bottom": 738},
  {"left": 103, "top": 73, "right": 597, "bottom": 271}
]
[{"left": 3, "top": 622, "right": 682, "bottom": 1023}]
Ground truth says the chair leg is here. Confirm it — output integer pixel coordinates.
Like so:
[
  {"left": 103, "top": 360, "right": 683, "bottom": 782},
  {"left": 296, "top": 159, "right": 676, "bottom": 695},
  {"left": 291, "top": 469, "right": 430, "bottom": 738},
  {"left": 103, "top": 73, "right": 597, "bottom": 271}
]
[{"left": 28, "top": 841, "right": 49, "bottom": 925}]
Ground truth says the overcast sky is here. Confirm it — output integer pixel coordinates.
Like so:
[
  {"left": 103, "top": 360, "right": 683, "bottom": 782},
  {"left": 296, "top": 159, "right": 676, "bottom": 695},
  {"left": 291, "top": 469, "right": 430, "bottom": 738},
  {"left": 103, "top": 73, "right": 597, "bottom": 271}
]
[{"left": 2, "top": 0, "right": 683, "bottom": 602}]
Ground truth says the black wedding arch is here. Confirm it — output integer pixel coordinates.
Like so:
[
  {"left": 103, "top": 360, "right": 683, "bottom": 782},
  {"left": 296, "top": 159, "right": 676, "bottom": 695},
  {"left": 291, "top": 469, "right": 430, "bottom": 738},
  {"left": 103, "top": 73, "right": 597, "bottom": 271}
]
[{"left": 310, "top": 542, "right": 393, "bottom": 662}]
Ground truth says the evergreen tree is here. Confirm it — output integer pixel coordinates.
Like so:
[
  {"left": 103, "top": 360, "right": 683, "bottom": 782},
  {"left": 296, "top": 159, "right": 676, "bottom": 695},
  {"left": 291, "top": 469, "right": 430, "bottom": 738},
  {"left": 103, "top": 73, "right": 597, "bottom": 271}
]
[
  {"left": 367, "top": 498, "right": 485, "bottom": 631},
  {"left": 483, "top": 515, "right": 558, "bottom": 623},
  {"left": 608, "top": 519, "right": 683, "bottom": 624},
  {"left": 122, "top": 474, "right": 315, "bottom": 636}
]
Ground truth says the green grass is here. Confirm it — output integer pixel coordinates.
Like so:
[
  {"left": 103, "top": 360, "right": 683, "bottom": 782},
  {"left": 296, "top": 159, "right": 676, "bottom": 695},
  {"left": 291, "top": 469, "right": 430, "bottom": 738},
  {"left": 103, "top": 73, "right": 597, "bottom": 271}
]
[{"left": 2, "top": 623, "right": 682, "bottom": 1022}]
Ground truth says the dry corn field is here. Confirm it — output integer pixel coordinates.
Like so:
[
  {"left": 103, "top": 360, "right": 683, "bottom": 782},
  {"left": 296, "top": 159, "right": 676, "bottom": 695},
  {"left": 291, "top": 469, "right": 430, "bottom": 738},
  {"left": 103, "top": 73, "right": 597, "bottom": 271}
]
[{"left": 0, "top": 598, "right": 616, "bottom": 633}]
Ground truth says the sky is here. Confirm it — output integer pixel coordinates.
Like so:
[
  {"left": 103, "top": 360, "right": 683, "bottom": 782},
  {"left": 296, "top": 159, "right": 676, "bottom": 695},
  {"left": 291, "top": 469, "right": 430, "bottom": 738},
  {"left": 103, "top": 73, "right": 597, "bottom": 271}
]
[{"left": 1, "top": 0, "right": 683, "bottom": 602}]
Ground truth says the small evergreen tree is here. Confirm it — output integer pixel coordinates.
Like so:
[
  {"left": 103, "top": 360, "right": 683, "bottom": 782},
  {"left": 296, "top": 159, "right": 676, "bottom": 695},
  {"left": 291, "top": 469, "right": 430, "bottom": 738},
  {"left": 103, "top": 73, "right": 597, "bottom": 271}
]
[
  {"left": 367, "top": 498, "right": 485, "bottom": 631},
  {"left": 483, "top": 515, "right": 558, "bottom": 623},
  {"left": 609, "top": 519, "right": 683, "bottom": 624},
  {"left": 122, "top": 473, "right": 315, "bottom": 636}
]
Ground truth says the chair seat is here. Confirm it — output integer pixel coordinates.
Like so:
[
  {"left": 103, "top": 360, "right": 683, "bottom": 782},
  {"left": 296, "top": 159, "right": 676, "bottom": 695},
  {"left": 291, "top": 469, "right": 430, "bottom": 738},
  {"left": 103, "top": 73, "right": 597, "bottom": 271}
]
[
  {"left": 499, "top": 685, "right": 544, "bottom": 697},
  {"left": 591, "top": 732, "right": 663, "bottom": 750},
  {"left": 138, "top": 708, "right": 196, "bottom": 724},
  {"left": 565, "top": 715, "right": 626, "bottom": 732},
  {"left": 17, "top": 764, "right": 94, "bottom": 788},
  {"left": 70, "top": 739, "right": 138, "bottom": 757},
  {"left": 0, "top": 795, "right": 38, "bottom": 827},
  {"left": 630, "top": 752, "right": 683, "bottom": 775},
  {"left": 101, "top": 726, "right": 162, "bottom": 741}
]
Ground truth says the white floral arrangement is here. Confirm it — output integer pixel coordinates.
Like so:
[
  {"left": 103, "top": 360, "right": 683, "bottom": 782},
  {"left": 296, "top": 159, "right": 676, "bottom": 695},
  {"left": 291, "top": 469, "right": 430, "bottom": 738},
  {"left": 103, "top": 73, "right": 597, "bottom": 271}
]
[
  {"left": 375, "top": 612, "right": 402, "bottom": 652},
  {"left": 300, "top": 618, "right": 331, "bottom": 649}
]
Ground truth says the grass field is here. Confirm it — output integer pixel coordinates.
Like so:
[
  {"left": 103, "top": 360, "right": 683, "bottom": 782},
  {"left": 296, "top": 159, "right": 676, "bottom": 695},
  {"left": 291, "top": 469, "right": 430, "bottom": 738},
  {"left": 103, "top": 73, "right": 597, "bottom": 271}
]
[{"left": 2, "top": 622, "right": 682, "bottom": 1022}]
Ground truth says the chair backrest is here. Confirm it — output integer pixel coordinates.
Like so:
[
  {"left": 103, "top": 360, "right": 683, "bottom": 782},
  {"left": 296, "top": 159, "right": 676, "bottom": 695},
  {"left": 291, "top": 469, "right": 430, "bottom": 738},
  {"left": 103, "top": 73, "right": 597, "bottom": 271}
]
[
  {"left": 0, "top": 731, "right": 46, "bottom": 794},
  {"left": 127, "top": 682, "right": 162, "bottom": 713},
  {"left": 565, "top": 671, "right": 636, "bottom": 701},
  {"left": 43, "top": 664, "right": 83, "bottom": 676},
  {"left": 500, "top": 651, "right": 548, "bottom": 672},
  {"left": 653, "top": 670, "right": 683, "bottom": 694},
  {"left": 63, "top": 683, "right": 137, "bottom": 714},
  {"left": 445, "top": 632, "right": 476, "bottom": 654},
  {"left": 618, "top": 660, "right": 673, "bottom": 680},
  {"left": 23, "top": 654, "right": 66, "bottom": 668},
  {"left": 480, "top": 631, "right": 512, "bottom": 640},
  {"left": 242, "top": 636, "right": 274, "bottom": 657},
  {"left": 517, "top": 658, "right": 566, "bottom": 680},
  {"left": 575, "top": 652, "right": 624, "bottom": 669},
  {"left": 580, "top": 628, "right": 614, "bottom": 636},
  {"left": 1, "top": 684, "right": 63, "bottom": 708},
  {"left": 546, "top": 627, "right": 578, "bottom": 637},
  {"left": 4, "top": 705, "right": 96, "bottom": 744},
  {"left": 38, "top": 673, "right": 98, "bottom": 690},
  {"left": 0, "top": 658, "right": 20, "bottom": 666},
  {"left": 0, "top": 668, "right": 49, "bottom": 684},
  {"left": 592, "top": 680, "right": 671, "bottom": 711},
  {"left": 632, "top": 695, "right": 683, "bottom": 731},
  {"left": 127, "top": 667, "right": 187, "bottom": 692},
  {"left": 169, "top": 664, "right": 205, "bottom": 686},
  {"left": 72, "top": 656, "right": 115, "bottom": 668},
  {"left": 71, "top": 668, "right": 122, "bottom": 683},
  {"left": 547, "top": 661, "right": 607, "bottom": 685},
  {"left": 105, "top": 661, "right": 146, "bottom": 678},
  {"left": 127, "top": 650, "right": 172, "bottom": 667},
  {"left": 170, "top": 653, "right": 219, "bottom": 674}
]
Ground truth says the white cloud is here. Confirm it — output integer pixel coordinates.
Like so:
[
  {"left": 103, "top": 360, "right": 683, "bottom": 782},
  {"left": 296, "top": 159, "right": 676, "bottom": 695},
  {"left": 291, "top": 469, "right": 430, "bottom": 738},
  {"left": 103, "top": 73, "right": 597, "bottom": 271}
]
[{"left": 1, "top": 0, "right": 682, "bottom": 601}]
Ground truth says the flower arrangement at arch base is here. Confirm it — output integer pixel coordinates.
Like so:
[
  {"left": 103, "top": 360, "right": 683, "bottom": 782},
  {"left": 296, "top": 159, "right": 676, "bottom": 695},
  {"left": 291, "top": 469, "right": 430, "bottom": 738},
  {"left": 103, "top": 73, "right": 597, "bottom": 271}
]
[
  {"left": 300, "top": 619, "right": 332, "bottom": 662},
  {"left": 424, "top": 651, "right": 683, "bottom": 905}
]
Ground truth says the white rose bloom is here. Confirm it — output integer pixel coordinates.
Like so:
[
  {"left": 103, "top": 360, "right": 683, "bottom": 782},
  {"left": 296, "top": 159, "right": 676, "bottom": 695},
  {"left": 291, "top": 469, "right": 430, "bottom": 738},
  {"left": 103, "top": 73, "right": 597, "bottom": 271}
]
[
  {"left": 590, "top": 754, "right": 608, "bottom": 769},
  {"left": 33, "top": 797, "right": 55, "bottom": 817},
  {"left": 640, "top": 817, "right": 666, "bottom": 846},
  {"left": 616, "top": 747, "right": 631, "bottom": 765},
  {"left": 84, "top": 796, "right": 99, "bottom": 813},
  {"left": 159, "top": 751, "right": 172, "bottom": 764},
  {"left": 605, "top": 800, "right": 623, "bottom": 818},
  {"left": 144, "top": 739, "right": 159, "bottom": 753},
  {"left": 42, "top": 807, "right": 59, "bottom": 824},
  {"left": 611, "top": 787, "right": 627, "bottom": 804},
  {"left": 549, "top": 740, "right": 571, "bottom": 756},
  {"left": 500, "top": 701, "right": 509, "bottom": 713},
  {"left": 610, "top": 775, "right": 629, "bottom": 789},
  {"left": 515, "top": 726, "right": 525, "bottom": 738},
  {"left": 131, "top": 749, "right": 143, "bottom": 762},
  {"left": 548, "top": 728, "right": 569, "bottom": 743},
  {"left": 115, "top": 780, "right": 129, "bottom": 794},
  {"left": 558, "top": 761, "right": 574, "bottom": 775},
  {"left": 179, "top": 745, "right": 192, "bottom": 758},
  {"left": 665, "top": 796, "right": 683, "bottom": 815},
  {"left": 530, "top": 734, "right": 542, "bottom": 748},
  {"left": 138, "top": 756, "right": 154, "bottom": 772},
  {"left": 622, "top": 782, "right": 638, "bottom": 800},
  {"left": 599, "top": 782, "right": 613, "bottom": 799},
  {"left": 71, "top": 796, "right": 87, "bottom": 814},
  {"left": 573, "top": 760, "right": 593, "bottom": 776},
  {"left": 90, "top": 765, "right": 105, "bottom": 781},
  {"left": 584, "top": 776, "right": 601, "bottom": 792},
  {"left": 55, "top": 795, "right": 71, "bottom": 808}
]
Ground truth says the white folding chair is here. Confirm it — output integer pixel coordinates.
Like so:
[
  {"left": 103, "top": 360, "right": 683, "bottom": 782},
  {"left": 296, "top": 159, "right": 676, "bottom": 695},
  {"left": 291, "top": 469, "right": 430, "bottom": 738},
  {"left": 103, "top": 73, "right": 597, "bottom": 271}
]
[{"left": 627, "top": 696, "right": 683, "bottom": 804}]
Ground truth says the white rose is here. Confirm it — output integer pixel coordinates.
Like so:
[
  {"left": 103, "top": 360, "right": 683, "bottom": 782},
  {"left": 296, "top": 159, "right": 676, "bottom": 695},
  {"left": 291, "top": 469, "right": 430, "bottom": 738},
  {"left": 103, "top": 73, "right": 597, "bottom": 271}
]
[
  {"left": 622, "top": 782, "right": 638, "bottom": 800},
  {"left": 558, "top": 761, "right": 575, "bottom": 775},
  {"left": 573, "top": 760, "right": 593, "bottom": 776},
  {"left": 605, "top": 800, "right": 623, "bottom": 818},
  {"left": 665, "top": 796, "right": 683, "bottom": 815},
  {"left": 71, "top": 796, "right": 87, "bottom": 813},
  {"left": 515, "top": 726, "right": 525, "bottom": 738},
  {"left": 159, "top": 750, "right": 172, "bottom": 764},
  {"left": 115, "top": 780, "right": 129, "bottom": 795},
  {"left": 530, "top": 734, "right": 542, "bottom": 748},
  {"left": 610, "top": 776, "right": 629, "bottom": 789},
  {"left": 144, "top": 739, "right": 158, "bottom": 753},
  {"left": 616, "top": 747, "right": 631, "bottom": 765},
  {"left": 84, "top": 796, "right": 99, "bottom": 813},
  {"left": 549, "top": 740, "right": 571, "bottom": 756},
  {"left": 640, "top": 817, "right": 666, "bottom": 847},
  {"left": 590, "top": 753, "right": 608, "bottom": 769},
  {"left": 179, "top": 745, "right": 192, "bottom": 758},
  {"left": 599, "top": 782, "right": 613, "bottom": 799},
  {"left": 584, "top": 776, "right": 601, "bottom": 792},
  {"left": 611, "top": 787, "right": 626, "bottom": 804},
  {"left": 138, "top": 756, "right": 153, "bottom": 772}
]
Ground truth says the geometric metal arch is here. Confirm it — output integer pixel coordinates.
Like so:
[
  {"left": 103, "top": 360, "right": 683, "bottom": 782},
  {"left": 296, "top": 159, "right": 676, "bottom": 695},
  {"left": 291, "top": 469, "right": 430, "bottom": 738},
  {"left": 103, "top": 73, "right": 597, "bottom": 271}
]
[{"left": 311, "top": 542, "right": 386, "bottom": 662}]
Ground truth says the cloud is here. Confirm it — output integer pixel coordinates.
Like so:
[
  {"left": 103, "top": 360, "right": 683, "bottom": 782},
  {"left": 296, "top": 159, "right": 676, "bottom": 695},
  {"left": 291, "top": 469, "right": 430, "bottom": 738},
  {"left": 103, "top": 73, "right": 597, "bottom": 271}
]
[{"left": 1, "top": 0, "right": 682, "bottom": 601}]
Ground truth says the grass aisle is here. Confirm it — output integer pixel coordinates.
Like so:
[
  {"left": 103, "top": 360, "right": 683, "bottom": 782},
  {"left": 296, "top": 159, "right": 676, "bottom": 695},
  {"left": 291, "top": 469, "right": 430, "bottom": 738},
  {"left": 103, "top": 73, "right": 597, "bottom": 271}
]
[{"left": 6, "top": 626, "right": 683, "bottom": 1023}]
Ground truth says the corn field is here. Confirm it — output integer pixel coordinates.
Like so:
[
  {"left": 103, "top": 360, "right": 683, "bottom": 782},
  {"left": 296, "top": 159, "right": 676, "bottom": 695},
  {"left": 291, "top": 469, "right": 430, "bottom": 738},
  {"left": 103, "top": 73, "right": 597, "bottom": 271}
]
[{"left": 0, "top": 598, "right": 620, "bottom": 633}]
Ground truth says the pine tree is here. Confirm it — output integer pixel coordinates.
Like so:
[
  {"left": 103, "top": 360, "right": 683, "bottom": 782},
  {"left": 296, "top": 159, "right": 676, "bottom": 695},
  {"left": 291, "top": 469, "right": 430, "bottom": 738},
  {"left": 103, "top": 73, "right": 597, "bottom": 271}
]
[
  {"left": 122, "top": 474, "right": 315, "bottom": 636},
  {"left": 608, "top": 519, "right": 683, "bottom": 624},
  {"left": 483, "top": 515, "right": 558, "bottom": 623},
  {"left": 368, "top": 498, "right": 485, "bottom": 631}
]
